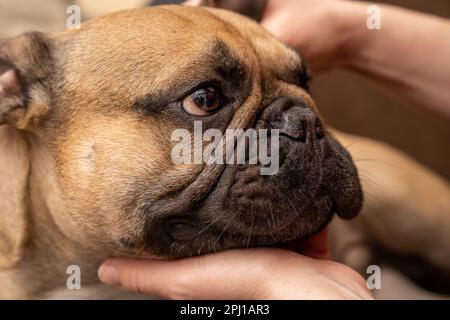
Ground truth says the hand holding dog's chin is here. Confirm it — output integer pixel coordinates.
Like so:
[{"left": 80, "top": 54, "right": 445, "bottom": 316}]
[{"left": 98, "top": 233, "right": 374, "bottom": 300}]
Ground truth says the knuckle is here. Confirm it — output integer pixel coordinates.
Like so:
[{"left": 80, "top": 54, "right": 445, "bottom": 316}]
[
  {"left": 120, "top": 262, "right": 149, "bottom": 295},
  {"left": 168, "top": 270, "right": 194, "bottom": 299}
]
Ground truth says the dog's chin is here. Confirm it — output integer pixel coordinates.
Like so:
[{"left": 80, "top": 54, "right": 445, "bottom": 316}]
[
  {"left": 136, "top": 131, "right": 362, "bottom": 259},
  {"left": 140, "top": 165, "right": 357, "bottom": 259},
  {"left": 143, "top": 204, "right": 335, "bottom": 259}
]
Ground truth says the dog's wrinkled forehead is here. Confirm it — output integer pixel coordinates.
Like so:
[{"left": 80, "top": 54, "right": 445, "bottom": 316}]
[
  {"left": 60, "top": 6, "right": 306, "bottom": 111},
  {"left": 206, "top": 7, "right": 308, "bottom": 86},
  {"left": 63, "top": 7, "right": 246, "bottom": 101}
]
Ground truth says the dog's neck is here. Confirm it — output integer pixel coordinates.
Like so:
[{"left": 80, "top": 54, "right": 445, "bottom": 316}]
[{"left": 0, "top": 127, "right": 103, "bottom": 299}]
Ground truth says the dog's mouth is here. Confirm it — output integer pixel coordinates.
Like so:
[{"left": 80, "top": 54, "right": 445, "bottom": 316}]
[
  {"left": 145, "top": 201, "right": 335, "bottom": 259},
  {"left": 137, "top": 99, "right": 363, "bottom": 259},
  {"left": 142, "top": 143, "right": 362, "bottom": 259}
]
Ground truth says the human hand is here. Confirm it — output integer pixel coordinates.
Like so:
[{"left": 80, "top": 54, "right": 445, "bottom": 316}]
[
  {"left": 185, "top": 0, "right": 363, "bottom": 71},
  {"left": 260, "top": 0, "right": 365, "bottom": 72},
  {"left": 98, "top": 230, "right": 374, "bottom": 300}
]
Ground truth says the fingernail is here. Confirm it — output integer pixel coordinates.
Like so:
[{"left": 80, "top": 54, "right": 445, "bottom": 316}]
[{"left": 98, "top": 263, "right": 120, "bottom": 286}]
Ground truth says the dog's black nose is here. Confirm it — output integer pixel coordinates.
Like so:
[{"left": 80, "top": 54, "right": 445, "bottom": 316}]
[
  {"left": 280, "top": 106, "right": 324, "bottom": 142},
  {"left": 258, "top": 97, "right": 324, "bottom": 143}
]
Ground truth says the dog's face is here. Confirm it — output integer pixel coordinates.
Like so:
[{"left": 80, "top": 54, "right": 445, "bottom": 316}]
[{"left": 0, "top": 6, "right": 362, "bottom": 259}]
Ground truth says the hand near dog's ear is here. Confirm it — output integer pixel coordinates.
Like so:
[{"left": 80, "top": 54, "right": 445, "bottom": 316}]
[
  {"left": 184, "top": 0, "right": 267, "bottom": 21},
  {"left": 184, "top": 0, "right": 212, "bottom": 6},
  {"left": 186, "top": 0, "right": 351, "bottom": 72},
  {"left": 0, "top": 32, "right": 53, "bottom": 128}
]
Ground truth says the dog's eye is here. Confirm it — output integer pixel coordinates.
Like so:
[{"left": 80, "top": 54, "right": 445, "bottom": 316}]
[{"left": 182, "top": 87, "right": 223, "bottom": 116}]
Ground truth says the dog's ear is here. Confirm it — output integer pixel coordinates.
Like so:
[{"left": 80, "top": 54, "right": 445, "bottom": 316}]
[
  {"left": 0, "top": 32, "right": 54, "bottom": 129},
  {"left": 0, "top": 32, "right": 50, "bottom": 268},
  {"left": 0, "top": 125, "right": 30, "bottom": 269}
]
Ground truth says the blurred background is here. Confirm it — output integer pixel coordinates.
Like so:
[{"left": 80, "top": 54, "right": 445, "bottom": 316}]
[{"left": 0, "top": 0, "right": 448, "bottom": 181}]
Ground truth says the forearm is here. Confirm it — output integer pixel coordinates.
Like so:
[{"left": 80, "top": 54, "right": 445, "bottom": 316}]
[{"left": 337, "top": 2, "right": 450, "bottom": 119}]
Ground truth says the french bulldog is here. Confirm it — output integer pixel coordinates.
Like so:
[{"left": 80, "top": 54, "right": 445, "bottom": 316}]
[{"left": 0, "top": 5, "right": 363, "bottom": 299}]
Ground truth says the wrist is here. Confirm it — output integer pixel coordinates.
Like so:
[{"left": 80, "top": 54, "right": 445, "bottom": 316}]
[{"left": 330, "top": 1, "right": 370, "bottom": 69}]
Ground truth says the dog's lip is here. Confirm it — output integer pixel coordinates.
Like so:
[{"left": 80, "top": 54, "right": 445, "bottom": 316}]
[
  {"left": 334, "top": 196, "right": 362, "bottom": 220},
  {"left": 337, "top": 210, "right": 358, "bottom": 219}
]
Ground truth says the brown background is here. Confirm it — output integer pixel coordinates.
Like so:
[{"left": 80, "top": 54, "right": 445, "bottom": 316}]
[
  {"left": 313, "top": 0, "right": 450, "bottom": 180},
  {"left": 0, "top": 0, "right": 449, "bottom": 179}
]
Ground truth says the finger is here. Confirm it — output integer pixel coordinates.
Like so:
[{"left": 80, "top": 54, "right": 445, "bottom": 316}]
[
  {"left": 98, "top": 249, "right": 274, "bottom": 299},
  {"left": 183, "top": 0, "right": 204, "bottom": 6},
  {"left": 260, "top": 16, "right": 288, "bottom": 44}
]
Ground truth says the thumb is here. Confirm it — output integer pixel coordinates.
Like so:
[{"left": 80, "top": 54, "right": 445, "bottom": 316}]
[
  {"left": 98, "top": 249, "right": 275, "bottom": 299},
  {"left": 260, "top": 12, "right": 293, "bottom": 46}
]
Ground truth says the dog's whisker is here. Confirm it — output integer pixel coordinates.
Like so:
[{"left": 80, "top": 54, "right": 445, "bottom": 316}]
[
  {"left": 287, "top": 197, "right": 301, "bottom": 217},
  {"left": 246, "top": 216, "right": 255, "bottom": 249},
  {"left": 271, "top": 176, "right": 312, "bottom": 212},
  {"left": 195, "top": 216, "right": 222, "bottom": 237},
  {"left": 354, "top": 157, "right": 393, "bottom": 166},
  {"left": 213, "top": 219, "right": 232, "bottom": 248},
  {"left": 268, "top": 203, "right": 275, "bottom": 238},
  {"left": 211, "top": 208, "right": 242, "bottom": 251},
  {"left": 362, "top": 189, "right": 384, "bottom": 206},
  {"left": 342, "top": 136, "right": 364, "bottom": 149},
  {"left": 359, "top": 173, "right": 383, "bottom": 191}
]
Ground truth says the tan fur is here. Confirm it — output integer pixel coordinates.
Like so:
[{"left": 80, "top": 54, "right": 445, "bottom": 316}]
[
  {"left": 0, "top": 126, "right": 30, "bottom": 269},
  {"left": 0, "top": 6, "right": 448, "bottom": 299},
  {"left": 0, "top": 6, "right": 310, "bottom": 299}
]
